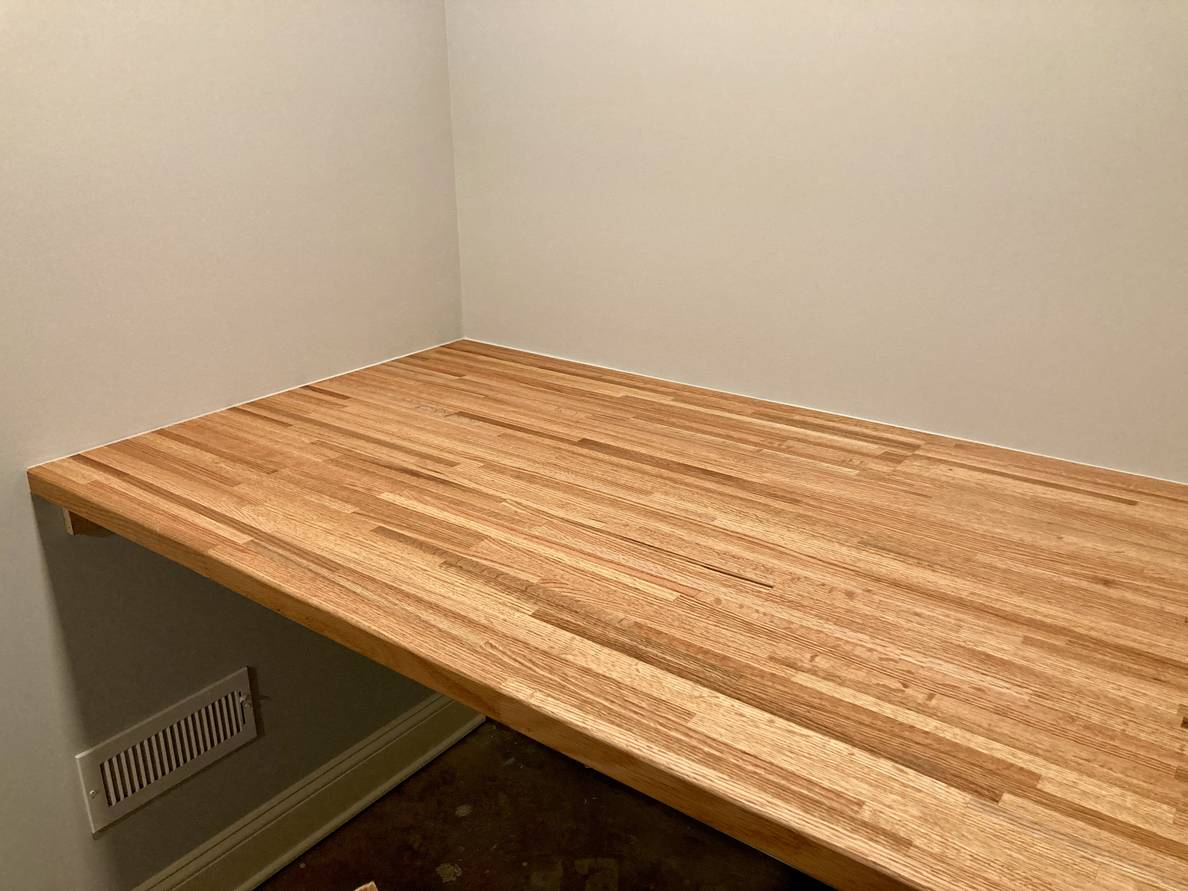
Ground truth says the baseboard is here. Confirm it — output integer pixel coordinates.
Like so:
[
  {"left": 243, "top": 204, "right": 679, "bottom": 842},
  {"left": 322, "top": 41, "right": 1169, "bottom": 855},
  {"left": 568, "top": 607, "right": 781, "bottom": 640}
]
[{"left": 134, "top": 694, "right": 483, "bottom": 891}]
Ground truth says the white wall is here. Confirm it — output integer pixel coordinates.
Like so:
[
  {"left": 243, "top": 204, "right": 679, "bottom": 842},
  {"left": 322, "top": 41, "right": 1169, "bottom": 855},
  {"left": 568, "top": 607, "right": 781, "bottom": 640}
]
[
  {"left": 447, "top": 0, "right": 1188, "bottom": 483},
  {"left": 0, "top": 2, "right": 461, "bottom": 888}
]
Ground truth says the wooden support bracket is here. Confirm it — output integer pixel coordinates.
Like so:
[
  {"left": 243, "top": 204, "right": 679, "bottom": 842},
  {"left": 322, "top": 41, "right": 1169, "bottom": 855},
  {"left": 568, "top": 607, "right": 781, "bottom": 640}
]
[{"left": 63, "top": 509, "right": 112, "bottom": 537}]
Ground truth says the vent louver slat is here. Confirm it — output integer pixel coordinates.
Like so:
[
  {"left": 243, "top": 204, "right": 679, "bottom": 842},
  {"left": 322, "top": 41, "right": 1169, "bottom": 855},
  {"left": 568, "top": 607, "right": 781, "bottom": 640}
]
[{"left": 75, "top": 668, "right": 258, "bottom": 832}]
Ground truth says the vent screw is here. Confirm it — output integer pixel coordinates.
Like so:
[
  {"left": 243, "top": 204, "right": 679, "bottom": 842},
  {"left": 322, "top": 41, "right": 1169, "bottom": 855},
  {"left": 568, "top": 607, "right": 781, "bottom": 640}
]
[{"left": 88, "top": 789, "right": 97, "bottom": 799}]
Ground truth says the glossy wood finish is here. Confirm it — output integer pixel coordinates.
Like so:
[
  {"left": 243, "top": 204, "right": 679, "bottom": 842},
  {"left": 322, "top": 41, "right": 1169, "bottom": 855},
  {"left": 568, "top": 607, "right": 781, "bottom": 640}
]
[{"left": 28, "top": 341, "right": 1188, "bottom": 890}]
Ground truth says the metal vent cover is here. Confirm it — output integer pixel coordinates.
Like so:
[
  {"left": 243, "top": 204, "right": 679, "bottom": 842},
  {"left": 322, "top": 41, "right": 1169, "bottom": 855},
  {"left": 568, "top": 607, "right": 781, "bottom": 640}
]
[{"left": 76, "top": 667, "right": 258, "bottom": 832}]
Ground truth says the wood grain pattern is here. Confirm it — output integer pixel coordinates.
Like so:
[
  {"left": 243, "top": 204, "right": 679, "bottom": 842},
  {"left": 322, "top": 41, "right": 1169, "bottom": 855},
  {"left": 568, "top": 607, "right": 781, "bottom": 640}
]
[{"left": 28, "top": 340, "right": 1188, "bottom": 890}]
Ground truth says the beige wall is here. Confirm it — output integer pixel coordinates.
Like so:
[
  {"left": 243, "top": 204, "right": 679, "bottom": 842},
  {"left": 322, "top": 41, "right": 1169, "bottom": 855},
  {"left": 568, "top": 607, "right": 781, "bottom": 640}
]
[
  {"left": 447, "top": 0, "right": 1188, "bottom": 483},
  {"left": 0, "top": 2, "right": 460, "bottom": 888}
]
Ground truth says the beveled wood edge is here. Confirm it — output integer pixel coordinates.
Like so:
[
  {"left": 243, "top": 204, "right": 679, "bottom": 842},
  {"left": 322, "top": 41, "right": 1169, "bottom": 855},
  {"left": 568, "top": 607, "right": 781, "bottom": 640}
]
[{"left": 26, "top": 465, "right": 916, "bottom": 891}]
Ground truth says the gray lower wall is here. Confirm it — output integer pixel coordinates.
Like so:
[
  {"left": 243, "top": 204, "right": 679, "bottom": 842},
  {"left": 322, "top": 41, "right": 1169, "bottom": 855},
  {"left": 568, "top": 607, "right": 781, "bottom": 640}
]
[
  {"left": 447, "top": 0, "right": 1188, "bottom": 483},
  {"left": 0, "top": 3, "right": 461, "bottom": 888}
]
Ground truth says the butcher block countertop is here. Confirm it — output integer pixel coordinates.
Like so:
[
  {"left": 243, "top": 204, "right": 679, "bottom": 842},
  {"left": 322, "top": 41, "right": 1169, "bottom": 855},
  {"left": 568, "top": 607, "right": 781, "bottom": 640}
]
[{"left": 28, "top": 340, "right": 1188, "bottom": 890}]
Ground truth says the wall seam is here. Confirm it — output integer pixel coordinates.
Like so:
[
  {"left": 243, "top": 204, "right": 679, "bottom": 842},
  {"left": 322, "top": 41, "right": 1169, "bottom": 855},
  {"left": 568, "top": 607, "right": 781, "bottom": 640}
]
[{"left": 440, "top": 0, "right": 469, "bottom": 337}]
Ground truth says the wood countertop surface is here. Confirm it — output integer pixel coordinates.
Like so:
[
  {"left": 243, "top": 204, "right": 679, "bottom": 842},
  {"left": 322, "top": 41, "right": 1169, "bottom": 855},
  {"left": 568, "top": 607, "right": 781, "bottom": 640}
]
[{"left": 29, "top": 340, "right": 1188, "bottom": 890}]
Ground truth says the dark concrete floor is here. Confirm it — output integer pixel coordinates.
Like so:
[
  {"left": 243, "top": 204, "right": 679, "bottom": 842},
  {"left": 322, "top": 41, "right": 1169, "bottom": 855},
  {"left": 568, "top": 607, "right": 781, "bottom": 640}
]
[{"left": 261, "top": 722, "right": 828, "bottom": 891}]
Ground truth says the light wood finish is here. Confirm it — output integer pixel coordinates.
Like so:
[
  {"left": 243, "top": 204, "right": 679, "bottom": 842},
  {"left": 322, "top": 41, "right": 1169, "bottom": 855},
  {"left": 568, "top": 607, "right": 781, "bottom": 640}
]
[
  {"left": 28, "top": 341, "right": 1188, "bottom": 891},
  {"left": 62, "top": 508, "right": 111, "bottom": 537}
]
